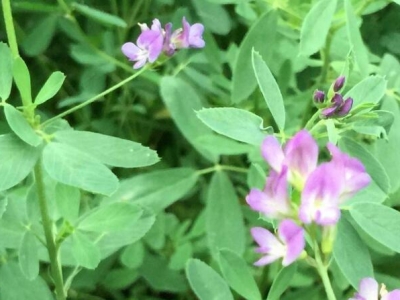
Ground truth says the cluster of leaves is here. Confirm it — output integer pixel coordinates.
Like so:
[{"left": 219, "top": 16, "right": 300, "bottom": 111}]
[{"left": 1, "top": 0, "right": 400, "bottom": 300}]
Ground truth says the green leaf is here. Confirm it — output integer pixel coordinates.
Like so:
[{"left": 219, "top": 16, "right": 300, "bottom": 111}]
[
  {"left": 197, "top": 108, "right": 267, "bottom": 145},
  {"left": 344, "top": 76, "right": 387, "bottom": 108},
  {"left": 345, "top": 0, "right": 369, "bottom": 77},
  {"left": 206, "top": 172, "right": 246, "bottom": 257},
  {"left": 340, "top": 137, "right": 390, "bottom": 194},
  {"left": 252, "top": 49, "right": 286, "bottom": 131},
  {"left": 71, "top": 230, "right": 101, "bottom": 269},
  {"left": 78, "top": 203, "right": 142, "bottom": 232},
  {"left": 0, "top": 196, "right": 7, "bottom": 219},
  {"left": 0, "top": 134, "right": 39, "bottom": 191},
  {"left": 105, "top": 168, "right": 198, "bottom": 212},
  {"left": 267, "top": 263, "right": 297, "bottom": 300},
  {"left": 72, "top": 3, "right": 127, "bottom": 28},
  {"left": 333, "top": 214, "right": 373, "bottom": 288},
  {"left": 299, "top": 0, "right": 337, "bottom": 56},
  {"left": 0, "top": 42, "right": 13, "bottom": 101},
  {"left": 0, "top": 262, "right": 54, "bottom": 300},
  {"left": 18, "top": 231, "right": 39, "bottom": 280},
  {"left": 194, "top": 135, "right": 252, "bottom": 156},
  {"left": 169, "top": 243, "right": 193, "bottom": 270},
  {"left": 42, "top": 142, "right": 119, "bottom": 196},
  {"left": 54, "top": 130, "right": 159, "bottom": 168},
  {"left": 191, "top": 0, "right": 231, "bottom": 35},
  {"left": 12, "top": 57, "right": 32, "bottom": 104},
  {"left": 4, "top": 104, "right": 42, "bottom": 147},
  {"left": 55, "top": 183, "right": 80, "bottom": 221},
  {"left": 34, "top": 71, "right": 65, "bottom": 105},
  {"left": 22, "top": 15, "right": 58, "bottom": 56},
  {"left": 120, "top": 242, "right": 144, "bottom": 269},
  {"left": 186, "top": 259, "right": 234, "bottom": 300},
  {"left": 218, "top": 249, "right": 262, "bottom": 300},
  {"left": 232, "top": 11, "right": 277, "bottom": 103},
  {"left": 160, "top": 76, "right": 217, "bottom": 162},
  {"left": 350, "top": 203, "right": 400, "bottom": 253}
]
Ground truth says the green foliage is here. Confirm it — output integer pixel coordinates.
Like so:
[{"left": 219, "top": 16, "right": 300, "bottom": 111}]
[
  {"left": 0, "top": 42, "right": 13, "bottom": 101},
  {"left": 267, "top": 263, "right": 298, "bottom": 300}
]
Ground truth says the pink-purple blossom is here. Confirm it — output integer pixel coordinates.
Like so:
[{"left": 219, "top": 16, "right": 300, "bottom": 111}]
[
  {"left": 350, "top": 277, "right": 400, "bottom": 300},
  {"left": 251, "top": 219, "right": 305, "bottom": 267},
  {"left": 246, "top": 167, "right": 291, "bottom": 219},
  {"left": 122, "top": 17, "right": 205, "bottom": 69},
  {"left": 261, "top": 130, "right": 318, "bottom": 188}
]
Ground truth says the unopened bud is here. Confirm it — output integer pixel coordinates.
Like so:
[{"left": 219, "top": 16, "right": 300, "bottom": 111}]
[
  {"left": 313, "top": 90, "right": 325, "bottom": 103},
  {"left": 333, "top": 76, "right": 345, "bottom": 92}
]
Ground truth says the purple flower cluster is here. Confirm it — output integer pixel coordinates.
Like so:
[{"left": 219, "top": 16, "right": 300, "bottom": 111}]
[
  {"left": 247, "top": 130, "right": 371, "bottom": 267},
  {"left": 121, "top": 17, "right": 205, "bottom": 69},
  {"left": 350, "top": 277, "right": 400, "bottom": 300},
  {"left": 314, "top": 76, "right": 354, "bottom": 118}
]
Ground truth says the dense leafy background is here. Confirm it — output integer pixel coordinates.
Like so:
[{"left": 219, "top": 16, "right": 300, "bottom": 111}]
[{"left": 1, "top": 0, "right": 400, "bottom": 299}]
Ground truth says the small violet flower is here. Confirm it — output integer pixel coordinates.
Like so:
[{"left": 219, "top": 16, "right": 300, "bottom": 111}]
[
  {"left": 299, "top": 162, "right": 342, "bottom": 226},
  {"left": 321, "top": 93, "right": 353, "bottom": 119},
  {"left": 261, "top": 130, "right": 318, "bottom": 188},
  {"left": 121, "top": 19, "right": 164, "bottom": 69},
  {"left": 327, "top": 143, "right": 371, "bottom": 202},
  {"left": 251, "top": 219, "right": 305, "bottom": 267},
  {"left": 350, "top": 277, "right": 400, "bottom": 300},
  {"left": 313, "top": 90, "right": 325, "bottom": 104},
  {"left": 246, "top": 167, "right": 291, "bottom": 219},
  {"left": 122, "top": 17, "right": 205, "bottom": 69},
  {"left": 333, "top": 75, "right": 346, "bottom": 92}
]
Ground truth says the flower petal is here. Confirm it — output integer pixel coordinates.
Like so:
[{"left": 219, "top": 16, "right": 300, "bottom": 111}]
[
  {"left": 254, "top": 254, "right": 281, "bottom": 266},
  {"left": 121, "top": 42, "right": 140, "bottom": 60},
  {"left": 284, "top": 130, "right": 318, "bottom": 181},
  {"left": 189, "top": 23, "right": 205, "bottom": 48},
  {"left": 382, "top": 290, "right": 400, "bottom": 300},
  {"left": 251, "top": 227, "right": 281, "bottom": 250},
  {"left": 357, "top": 277, "right": 379, "bottom": 300},
  {"left": 278, "top": 219, "right": 305, "bottom": 266},
  {"left": 261, "top": 135, "right": 285, "bottom": 172}
]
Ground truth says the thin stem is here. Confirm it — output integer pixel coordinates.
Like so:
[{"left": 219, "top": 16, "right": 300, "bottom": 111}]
[
  {"left": 314, "top": 240, "right": 337, "bottom": 300},
  {"left": 304, "top": 110, "right": 321, "bottom": 131},
  {"left": 1, "top": 0, "right": 19, "bottom": 57},
  {"left": 196, "top": 165, "right": 248, "bottom": 176},
  {"left": 34, "top": 163, "right": 66, "bottom": 300},
  {"left": 42, "top": 68, "right": 147, "bottom": 126}
]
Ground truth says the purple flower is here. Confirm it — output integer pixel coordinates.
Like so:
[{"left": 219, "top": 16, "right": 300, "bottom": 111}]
[
  {"left": 246, "top": 167, "right": 291, "bottom": 219},
  {"left": 170, "top": 17, "right": 205, "bottom": 49},
  {"left": 313, "top": 90, "right": 325, "bottom": 103},
  {"left": 333, "top": 76, "right": 346, "bottom": 92},
  {"left": 327, "top": 143, "right": 371, "bottom": 202},
  {"left": 350, "top": 277, "right": 400, "bottom": 300},
  {"left": 121, "top": 19, "right": 164, "bottom": 69},
  {"left": 321, "top": 93, "right": 353, "bottom": 118},
  {"left": 299, "top": 162, "right": 342, "bottom": 226},
  {"left": 251, "top": 219, "right": 305, "bottom": 267},
  {"left": 261, "top": 130, "right": 318, "bottom": 188}
]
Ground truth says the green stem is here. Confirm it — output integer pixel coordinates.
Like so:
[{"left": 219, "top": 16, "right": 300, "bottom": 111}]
[
  {"left": 1, "top": 0, "right": 19, "bottom": 57},
  {"left": 304, "top": 110, "right": 320, "bottom": 131},
  {"left": 314, "top": 240, "right": 337, "bottom": 300},
  {"left": 34, "top": 163, "right": 66, "bottom": 300},
  {"left": 42, "top": 68, "right": 147, "bottom": 126}
]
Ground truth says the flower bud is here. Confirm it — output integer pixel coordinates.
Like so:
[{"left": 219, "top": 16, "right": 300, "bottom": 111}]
[
  {"left": 333, "top": 76, "right": 345, "bottom": 92},
  {"left": 313, "top": 90, "right": 325, "bottom": 103}
]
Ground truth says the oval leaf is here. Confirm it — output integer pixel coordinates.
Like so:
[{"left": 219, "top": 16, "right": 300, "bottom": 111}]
[
  {"left": 252, "top": 49, "right": 285, "bottom": 131},
  {"left": 218, "top": 249, "right": 262, "bottom": 300},
  {"left": 18, "top": 231, "right": 39, "bottom": 280},
  {"left": 267, "top": 263, "right": 297, "bottom": 300},
  {"left": 232, "top": 11, "right": 277, "bottom": 103},
  {"left": 333, "top": 214, "right": 374, "bottom": 288},
  {"left": 344, "top": 76, "right": 387, "bottom": 108},
  {"left": 105, "top": 168, "right": 198, "bottom": 212},
  {"left": 0, "top": 42, "right": 13, "bottom": 101},
  {"left": 4, "top": 104, "right": 42, "bottom": 147},
  {"left": 54, "top": 130, "right": 159, "bottom": 168},
  {"left": 71, "top": 230, "right": 101, "bottom": 269},
  {"left": 206, "top": 171, "right": 246, "bottom": 257},
  {"left": 186, "top": 259, "right": 234, "bottom": 300},
  {"left": 34, "top": 71, "right": 66, "bottom": 105},
  {"left": 55, "top": 183, "right": 80, "bottom": 221},
  {"left": 197, "top": 107, "right": 267, "bottom": 145},
  {"left": 299, "top": 0, "right": 337, "bottom": 56},
  {"left": 0, "top": 134, "right": 40, "bottom": 191},
  {"left": 12, "top": 57, "right": 32, "bottom": 104},
  {"left": 78, "top": 202, "right": 142, "bottom": 232},
  {"left": 72, "top": 3, "right": 127, "bottom": 28},
  {"left": 42, "top": 142, "right": 119, "bottom": 195},
  {"left": 350, "top": 203, "right": 400, "bottom": 253}
]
